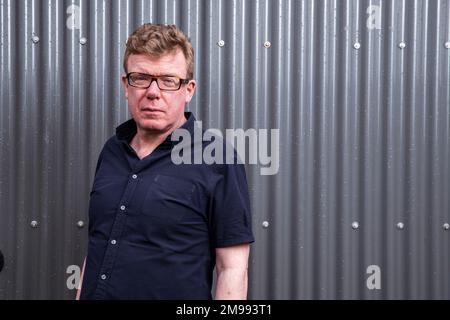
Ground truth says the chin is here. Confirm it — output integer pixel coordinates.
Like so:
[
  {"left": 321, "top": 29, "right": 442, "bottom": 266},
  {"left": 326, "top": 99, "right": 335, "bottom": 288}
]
[{"left": 137, "top": 118, "right": 170, "bottom": 132}]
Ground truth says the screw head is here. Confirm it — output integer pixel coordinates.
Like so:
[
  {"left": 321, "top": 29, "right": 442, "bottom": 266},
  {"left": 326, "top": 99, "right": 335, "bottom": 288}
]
[
  {"left": 398, "top": 42, "right": 406, "bottom": 49},
  {"left": 30, "top": 220, "right": 38, "bottom": 228},
  {"left": 262, "top": 221, "right": 269, "bottom": 228},
  {"left": 353, "top": 42, "right": 361, "bottom": 50},
  {"left": 263, "top": 41, "right": 271, "bottom": 48},
  {"left": 31, "top": 35, "right": 40, "bottom": 44},
  {"left": 444, "top": 42, "right": 450, "bottom": 49},
  {"left": 443, "top": 223, "right": 450, "bottom": 230},
  {"left": 351, "top": 221, "right": 359, "bottom": 229},
  {"left": 396, "top": 222, "right": 404, "bottom": 230},
  {"left": 217, "top": 40, "right": 225, "bottom": 47},
  {"left": 77, "top": 221, "right": 85, "bottom": 228},
  {"left": 79, "top": 37, "right": 87, "bottom": 45}
]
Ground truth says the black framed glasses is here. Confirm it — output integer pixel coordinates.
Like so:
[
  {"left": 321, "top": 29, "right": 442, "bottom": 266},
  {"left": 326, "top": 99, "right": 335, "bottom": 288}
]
[{"left": 126, "top": 72, "right": 190, "bottom": 91}]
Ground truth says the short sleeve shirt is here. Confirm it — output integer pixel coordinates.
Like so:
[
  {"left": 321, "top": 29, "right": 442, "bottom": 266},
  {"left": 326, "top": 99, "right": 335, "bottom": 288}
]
[{"left": 80, "top": 112, "right": 254, "bottom": 299}]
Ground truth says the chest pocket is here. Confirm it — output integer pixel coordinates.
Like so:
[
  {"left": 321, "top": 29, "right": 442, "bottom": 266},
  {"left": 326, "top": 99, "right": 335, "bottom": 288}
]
[{"left": 141, "top": 174, "right": 197, "bottom": 222}]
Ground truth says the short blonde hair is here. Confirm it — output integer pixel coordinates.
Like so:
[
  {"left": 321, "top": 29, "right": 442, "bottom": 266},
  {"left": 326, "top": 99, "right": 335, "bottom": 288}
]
[{"left": 123, "top": 23, "right": 194, "bottom": 79}]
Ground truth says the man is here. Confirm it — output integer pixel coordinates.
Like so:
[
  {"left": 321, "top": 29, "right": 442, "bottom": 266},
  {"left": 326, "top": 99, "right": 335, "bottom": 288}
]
[{"left": 77, "top": 23, "right": 254, "bottom": 299}]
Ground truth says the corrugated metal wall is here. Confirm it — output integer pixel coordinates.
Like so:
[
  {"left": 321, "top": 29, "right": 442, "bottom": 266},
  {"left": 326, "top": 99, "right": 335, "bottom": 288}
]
[{"left": 1, "top": 0, "right": 449, "bottom": 300}]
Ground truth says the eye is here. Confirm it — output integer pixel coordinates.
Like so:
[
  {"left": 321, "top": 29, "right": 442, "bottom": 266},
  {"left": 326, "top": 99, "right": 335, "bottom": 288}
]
[
  {"left": 160, "top": 77, "right": 178, "bottom": 87},
  {"left": 133, "top": 73, "right": 149, "bottom": 81}
]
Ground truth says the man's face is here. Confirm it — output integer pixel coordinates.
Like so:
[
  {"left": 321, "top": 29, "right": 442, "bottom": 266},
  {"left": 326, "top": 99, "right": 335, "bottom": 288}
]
[{"left": 122, "top": 50, "right": 196, "bottom": 134}]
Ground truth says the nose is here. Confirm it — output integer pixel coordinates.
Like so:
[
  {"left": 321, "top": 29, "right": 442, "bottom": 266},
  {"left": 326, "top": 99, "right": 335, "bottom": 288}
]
[{"left": 145, "top": 79, "right": 161, "bottom": 98}]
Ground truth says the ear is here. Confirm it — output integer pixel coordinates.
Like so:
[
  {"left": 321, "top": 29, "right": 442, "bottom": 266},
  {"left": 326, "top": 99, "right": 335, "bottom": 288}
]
[
  {"left": 121, "top": 74, "right": 129, "bottom": 99},
  {"left": 185, "top": 80, "right": 196, "bottom": 103}
]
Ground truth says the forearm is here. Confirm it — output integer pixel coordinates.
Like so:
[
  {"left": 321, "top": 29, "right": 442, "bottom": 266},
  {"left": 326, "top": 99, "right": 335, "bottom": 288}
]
[
  {"left": 214, "top": 267, "right": 248, "bottom": 300},
  {"left": 76, "top": 257, "right": 86, "bottom": 300}
]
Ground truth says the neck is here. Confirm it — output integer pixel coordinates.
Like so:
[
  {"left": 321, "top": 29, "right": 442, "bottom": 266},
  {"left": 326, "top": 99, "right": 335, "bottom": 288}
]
[
  {"left": 131, "top": 115, "right": 187, "bottom": 159},
  {"left": 131, "top": 129, "right": 168, "bottom": 160}
]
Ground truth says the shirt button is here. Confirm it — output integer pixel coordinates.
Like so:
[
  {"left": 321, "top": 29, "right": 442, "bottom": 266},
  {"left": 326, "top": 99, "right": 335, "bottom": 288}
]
[
  {"left": 111, "top": 239, "right": 117, "bottom": 245},
  {"left": 132, "top": 174, "right": 138, "bottom": 179},
  {"left": 120, "top": 205, "right": 126, "bottom": 211},
  {"left": 101, "top": 274, "right": 107, "bottom": 280}
]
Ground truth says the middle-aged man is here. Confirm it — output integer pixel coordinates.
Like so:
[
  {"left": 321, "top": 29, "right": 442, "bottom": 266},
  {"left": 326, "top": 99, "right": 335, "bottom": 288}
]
[{"left": 77, "top": 23, "right": 255, "bottom": 299}]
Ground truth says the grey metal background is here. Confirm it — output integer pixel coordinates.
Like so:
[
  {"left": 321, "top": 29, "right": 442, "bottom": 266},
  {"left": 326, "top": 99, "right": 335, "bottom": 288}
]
[{"left": 0, "top": 0, "right": 449, "bottom": 299}]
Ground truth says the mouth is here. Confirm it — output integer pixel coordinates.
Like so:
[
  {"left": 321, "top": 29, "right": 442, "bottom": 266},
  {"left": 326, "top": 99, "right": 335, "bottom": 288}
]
[{"left": 140, "top": 107, "right": 165, "bottom": 115}]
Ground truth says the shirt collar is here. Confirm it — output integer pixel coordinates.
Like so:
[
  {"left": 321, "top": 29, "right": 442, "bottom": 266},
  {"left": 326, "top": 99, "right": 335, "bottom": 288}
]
[{"left": 115, "top": 112, "right": 196, "bottom": 149}]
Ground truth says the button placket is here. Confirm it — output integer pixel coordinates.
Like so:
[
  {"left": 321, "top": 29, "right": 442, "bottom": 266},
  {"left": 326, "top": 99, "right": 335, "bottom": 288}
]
[{"left": 94, "top": 170, "right": 140, "bottom": 298}]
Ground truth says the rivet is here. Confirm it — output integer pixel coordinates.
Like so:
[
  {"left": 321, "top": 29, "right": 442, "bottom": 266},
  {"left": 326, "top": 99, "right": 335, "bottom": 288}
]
[
  {"left": 398, "top": 42, "right": 406, "bottom": 49},
  {"left": 79, "top": 37, "right": 87, "bottom": 45},
  {"left": 262, "top": 221, "right": 269, "bottom": 228},
  {"left": 443, "top": 223, "right": 450, "bottom": 230},
  {"left": 77, "top": 220, "right": 84, "bottom": 228},
  {"left": 217, "top": 40, "right": 225, "bottom": 47},
  {"left": 353, "top": 42, "right": 361, "bottom": 50},
  {"left": 263, "top": 41, "right": 271, "bottom": 48},
  {"left": 444, "top": 42, "right": 450, "bottom": 49},
  {"left": 351, "top": 221, "right": 359, "bottom": 229},
  {"left": 30, "top": 220, "right": 38, "bottom": 228},
  {"left": 31, "top": 35, "right": 40, "bottom": 44},
  {"left": 396, "top": 222, "right": 404, "bottom": 230}
]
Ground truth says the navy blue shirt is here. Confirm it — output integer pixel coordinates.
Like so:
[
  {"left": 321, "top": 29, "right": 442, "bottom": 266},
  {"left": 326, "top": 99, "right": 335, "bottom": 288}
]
[{"left": 80, "top": 112, "right": 254, "bottom": 299}]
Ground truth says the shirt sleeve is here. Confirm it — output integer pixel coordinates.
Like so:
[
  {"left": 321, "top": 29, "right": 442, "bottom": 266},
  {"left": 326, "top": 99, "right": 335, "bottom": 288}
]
[{"left": 209, "top": 162, "right": 255, "bottom": 248}]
